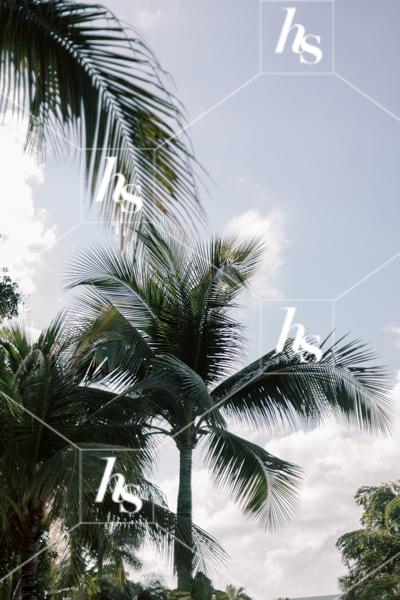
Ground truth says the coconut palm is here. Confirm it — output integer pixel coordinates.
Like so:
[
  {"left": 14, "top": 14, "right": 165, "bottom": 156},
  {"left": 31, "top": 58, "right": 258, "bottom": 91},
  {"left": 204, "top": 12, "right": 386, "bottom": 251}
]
[
  {"left": 8, "top": 524, "right": 142, "bottom": 599},
  {"left": 65, "top": 221, "right": 393, "bottom": 589},
  {"left": 225, "top": 584, "right": 252, "bottom": 600},
  {"left": 0, "top": 315, "right": 226, "bottom": 599},
  {"left": 0, "top": 0, "right": 203, "bottom": 240}
]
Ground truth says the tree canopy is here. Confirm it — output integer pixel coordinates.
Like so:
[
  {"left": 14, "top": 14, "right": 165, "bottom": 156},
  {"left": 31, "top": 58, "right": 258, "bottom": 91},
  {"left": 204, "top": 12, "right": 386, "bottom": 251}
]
[
  {"left": 0, "top": 314, "right": 226, "bottom": 599},
  {"left": 0, "top": 268, "right": 22, "bottom": 319},
  {"left": 336, "top": 480, "right": 400, "bottom": 600},
  {"left": 66, "top": 220, "right": 394, "bottom": 588}
]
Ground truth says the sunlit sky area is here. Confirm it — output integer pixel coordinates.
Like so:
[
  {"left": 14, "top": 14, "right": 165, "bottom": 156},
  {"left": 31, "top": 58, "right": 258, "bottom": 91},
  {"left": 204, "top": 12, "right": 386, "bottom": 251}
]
[{"left": 1, "top": 1, "right": 400, "bottom": 598}]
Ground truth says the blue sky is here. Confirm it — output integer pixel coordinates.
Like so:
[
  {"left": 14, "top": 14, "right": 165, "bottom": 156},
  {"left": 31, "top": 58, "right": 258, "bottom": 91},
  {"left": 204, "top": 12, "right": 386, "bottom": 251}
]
[{"left": 1, "top": 1, "right": 400, "bottom": 598}]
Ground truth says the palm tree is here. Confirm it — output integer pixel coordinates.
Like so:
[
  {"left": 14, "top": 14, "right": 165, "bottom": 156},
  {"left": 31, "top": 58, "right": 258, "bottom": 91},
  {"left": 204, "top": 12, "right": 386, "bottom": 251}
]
[
  {"left": 134, "top": 572, "right": 171, "bottom": 600},
  {"left": 65, "top": 221, "right": 393, "bottom": 589},
  {"left": 0, "top": 315, "right": 225, "bottom": 599},
  {"left": 0, "top": 0, "right": 203, "bottom": 240},
  {"left": 225, "top": 584, "right": 252, "bottom": 600}
]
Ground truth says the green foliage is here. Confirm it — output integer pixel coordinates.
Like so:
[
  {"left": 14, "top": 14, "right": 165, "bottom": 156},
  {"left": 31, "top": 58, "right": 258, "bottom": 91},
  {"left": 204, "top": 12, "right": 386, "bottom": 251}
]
[
  {"left": 94, "top": 581, "right": 130, "bottom": 600},
  {"left": 135, "top": 574, "right": 171, "bottom": 600},
  {"left": 0, "top": 533, "right": 57, "bottom": 600},
  {"left": 191, "top": 572, "right": 214, "bottom": 600},
  {"left": 66, "top": 220, "right": 393, "bottom": 584},
  {"left": 34, "top": 535, "right": 58, "bottom": 599},
  {"left": 224, "top": 584, "right": 253, "bottom": 600},
  {"left": 168, "top": 572, "right": 229, "bottom": 600},
  {"left": 0, "top": 268, "right": 22, "bottom": 319},
  {"left": 93, "top": 572, "right": 171, "bottom": 600},
  {"left": 91, "top": 577, "right": 134, "bottom": 600},
  {"left": 0, "top": 0, "right": 203, "bottom": 243},
  {"left": 0, "top": 315, "right": 224, "bottom": 598},
  {"left": 336, "top": 481, "right": 400, "bottom": 599}
]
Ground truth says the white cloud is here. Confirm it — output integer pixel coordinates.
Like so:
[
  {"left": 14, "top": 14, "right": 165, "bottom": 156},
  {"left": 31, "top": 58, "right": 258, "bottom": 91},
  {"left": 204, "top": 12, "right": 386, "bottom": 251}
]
[
  {"left": 128, "top": 0, "right": 179, "bottom": 29},
  {"left": 225, "top": 209, "right": 287, "bottom": 300},
  {"left": 138, "top": 374, "right": 400, "bottom": 600},
  {"left": 384, "top": 325, "right": 400, "bottom": 348},
  {"left": 0, "top": 116, "right": 56, "bottom": 296}
]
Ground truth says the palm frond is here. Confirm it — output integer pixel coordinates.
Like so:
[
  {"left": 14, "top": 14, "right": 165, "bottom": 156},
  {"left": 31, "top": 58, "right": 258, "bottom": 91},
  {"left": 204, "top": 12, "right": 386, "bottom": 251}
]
[
  {"left": 202, "top": 428, "right": 302, "bottom": 531},
  {"left": 64, "top": 223, "right": 266, "bottom": 384},
  {"left": 66, "top": 293, "right": 155, "bottom": 387},
  {"left": 211, "top": 337, "right": 393, "bottom": 435},
  {"left": 0, "top": 0, "right": 204, "bottom": 238}
]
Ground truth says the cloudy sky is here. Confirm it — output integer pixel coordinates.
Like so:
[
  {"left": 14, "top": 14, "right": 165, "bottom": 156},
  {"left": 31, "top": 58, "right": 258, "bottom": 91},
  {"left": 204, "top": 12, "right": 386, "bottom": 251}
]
[{"left": 1, "top": 1, "right": 400, "bottom": 598}]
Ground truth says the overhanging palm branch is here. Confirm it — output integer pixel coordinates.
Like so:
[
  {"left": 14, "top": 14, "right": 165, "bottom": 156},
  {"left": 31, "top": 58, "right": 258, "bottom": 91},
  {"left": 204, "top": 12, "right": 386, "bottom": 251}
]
[{"left": 0, "top": 0, "right": 204, "bottom": 238}]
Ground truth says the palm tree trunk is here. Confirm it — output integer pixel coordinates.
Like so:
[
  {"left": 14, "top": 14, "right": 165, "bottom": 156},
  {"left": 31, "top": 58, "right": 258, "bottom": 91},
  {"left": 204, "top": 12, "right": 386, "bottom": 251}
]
[
  {"left": 20, "top": 533, "right": 40, "bottom": 600},
  {"left": 19, "top": 509, "right": 43, "bottom": 600},
  {"left": 175, "top": 448, "right": 193, "bottom": 589}
]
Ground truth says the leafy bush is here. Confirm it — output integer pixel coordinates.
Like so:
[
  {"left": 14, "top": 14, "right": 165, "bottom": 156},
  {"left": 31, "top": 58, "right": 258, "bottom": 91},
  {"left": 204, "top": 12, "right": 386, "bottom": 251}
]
[
  {"left": 0, "top": 268, "right": 22, "bottom": 319},
  {"left": 336, "top": 480, "right": 400, "bottom": 599}
]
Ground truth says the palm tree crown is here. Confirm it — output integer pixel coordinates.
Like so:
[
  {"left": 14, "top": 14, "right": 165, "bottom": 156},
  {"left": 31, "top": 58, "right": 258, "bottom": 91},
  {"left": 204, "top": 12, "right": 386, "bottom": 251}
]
[
  {"left": 65, "top": 221, "right": 393, "bottom": 589},
  {"left": 0, "top": 314, "right": 225, "bottom": 599}
]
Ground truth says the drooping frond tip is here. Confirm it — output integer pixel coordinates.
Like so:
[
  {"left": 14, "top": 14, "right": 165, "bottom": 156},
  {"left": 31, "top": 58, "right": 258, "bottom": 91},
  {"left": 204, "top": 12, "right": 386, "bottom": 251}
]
[{"left": 0, "top": 0, "right": 206, "bottom": 240}]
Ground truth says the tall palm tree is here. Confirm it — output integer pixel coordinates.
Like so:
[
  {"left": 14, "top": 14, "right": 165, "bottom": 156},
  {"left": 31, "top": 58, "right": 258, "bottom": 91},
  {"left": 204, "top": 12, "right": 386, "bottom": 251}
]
[
  {"left": 0, "top": 315, "right": 226, "bottom": 599},
  {"left": 0, "top": 0, "right": 203, "bottom": 240},
  {"left": 65, "top": 222, "right": 393, "bottom": 589}
]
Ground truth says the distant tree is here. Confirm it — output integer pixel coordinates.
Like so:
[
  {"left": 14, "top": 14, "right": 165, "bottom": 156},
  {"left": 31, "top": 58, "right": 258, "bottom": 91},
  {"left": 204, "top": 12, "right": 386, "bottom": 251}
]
[
  {"left": 0, "top": 268, "right": 22, "bottom": 319},
  {"left": 85, "top": 570, "right": 171, "bottom": 600},
  {"left": 168, "top": 571, "right": 228, "bottom": 600},
  {"left": 225, "top": 584, "right": 253, "bottom": 600},
  {"left": 135, "top": 573, "right": 171, "bottom": 600},
  {"left": 336, "top": 480, "right": 400, "bottom": 600}
]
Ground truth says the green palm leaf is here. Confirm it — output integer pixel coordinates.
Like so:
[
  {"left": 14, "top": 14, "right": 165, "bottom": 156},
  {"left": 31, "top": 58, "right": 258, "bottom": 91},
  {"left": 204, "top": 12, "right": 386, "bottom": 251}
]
[
  {"left": 0, "top": 314, "right": 228, "bottom": 597},
  {"left": 0, "top": 0, "right": 203, "bottom": 237},
  {"left": 212, "top": 338, "right": 393, "bottom": 435},
  {"left": 65, "top": 222, "right": 394, "bottom": 587},
  {"left": 202, "top": 428, "right": 302, "bottom": 531},
  {"left": 64, "top": 222, "right": 265, "bottom": 385}
]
